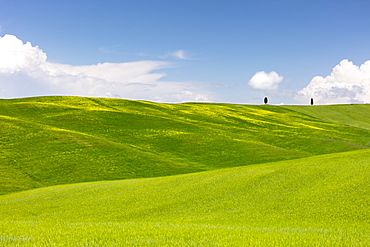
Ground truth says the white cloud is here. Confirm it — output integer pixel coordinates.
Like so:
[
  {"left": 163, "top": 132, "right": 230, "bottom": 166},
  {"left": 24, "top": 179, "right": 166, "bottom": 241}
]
[
  {"left": 248, "top": 71, "right": 283, "bottom": 90},
  {"left": 0, "top": 35, "right": 212, "bottom": 102},
  {"left": 0, "top": 34, "right": 47, "bottom": 73},
  {"left": 160, "top": 50, "right": 188, "bottom": 60},
  {"left": 171, "top": 50, "right": 188, "bottom": 60},
  {"left": 297, "top": 59, "right": 370, "bottom": 104}
]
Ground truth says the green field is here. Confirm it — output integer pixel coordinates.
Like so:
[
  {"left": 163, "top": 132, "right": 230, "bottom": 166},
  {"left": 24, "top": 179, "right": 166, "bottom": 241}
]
[{"left": 0, "top": 96, "right": 369, "bottom": 246}]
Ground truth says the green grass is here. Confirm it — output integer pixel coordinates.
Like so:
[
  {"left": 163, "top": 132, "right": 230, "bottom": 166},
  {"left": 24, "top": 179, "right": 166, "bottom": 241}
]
[
  {"left": 0, "top": 96, "right": 369, "bottom": 246},
  {"left": 1, "top": 96, "right": 369, "bottom": 194},
  {"left": 0, "top": 149, "right": 369, "bottom": 246},
  {"left": 285, "top": 104, "right": 370, "bottom": 130}
]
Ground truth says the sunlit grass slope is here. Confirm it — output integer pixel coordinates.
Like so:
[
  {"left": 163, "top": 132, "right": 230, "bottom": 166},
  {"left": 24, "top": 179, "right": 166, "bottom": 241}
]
[
  {"left": 0, "top": 149, "right": 369, "bottom": 246},
  {"left": 285, "top": 104, "right": 370, "bottom": 130},
  {"left": 1, "top": 96, "right": 369, "bottom": 194}
]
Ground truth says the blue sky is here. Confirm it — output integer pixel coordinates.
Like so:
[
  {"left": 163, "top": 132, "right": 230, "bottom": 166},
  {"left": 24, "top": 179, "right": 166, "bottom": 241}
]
[{"left": 1, "top": 0, "right": 370, "bottom": 104}]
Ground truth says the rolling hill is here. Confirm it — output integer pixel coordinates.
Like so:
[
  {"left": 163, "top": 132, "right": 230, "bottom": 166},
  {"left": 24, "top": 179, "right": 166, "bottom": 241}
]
[
  {"left": 0, "top": 96, "right": 369, "bottom": 195},
  {"left": 0, "top": 149, "right": 369, "bottom": 246},
  {"left": 0, "top": 96, "right": 369, "bottom": 246}
]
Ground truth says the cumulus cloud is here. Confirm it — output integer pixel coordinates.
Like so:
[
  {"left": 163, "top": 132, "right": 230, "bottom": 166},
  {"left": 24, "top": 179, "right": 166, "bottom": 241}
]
[
  {"left": 297, "top": 59, "right": 370, "bottom": 104},
  {"left": 248, "top": 71, "right": 283, "bottom": 90},
  {"left": 0, "top": 35, "right": 212, "bottom": 102},
  {"left": 0, "top": 34, "right": 47, "bottom": 73}
]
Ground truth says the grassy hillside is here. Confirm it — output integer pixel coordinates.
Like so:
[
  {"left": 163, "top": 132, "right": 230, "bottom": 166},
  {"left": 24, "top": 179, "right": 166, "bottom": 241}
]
[
  {"left": 285, "top": 104, "right": 370, "bottom": 130},
  {"left": 1, "top": 96, "right": 369, "bottom": 194},
  {"left": 1, "top": 96, "right": 369, "bottom": 246},
  {"left": 0, "top": 149, "right": 369, "bottom": 246}
]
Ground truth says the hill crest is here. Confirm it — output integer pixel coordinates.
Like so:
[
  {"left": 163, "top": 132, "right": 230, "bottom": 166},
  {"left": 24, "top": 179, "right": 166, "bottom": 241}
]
[{"left": 1, "top": 96, "right": 369, "bottom": 194}]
